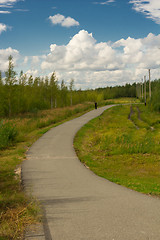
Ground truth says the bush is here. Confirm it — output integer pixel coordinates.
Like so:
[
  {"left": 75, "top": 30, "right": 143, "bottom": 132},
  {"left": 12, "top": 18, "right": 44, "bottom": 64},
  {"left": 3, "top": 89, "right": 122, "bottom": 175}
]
[{"left": 0, "top": 121, "right": 18, "bottom": 149}]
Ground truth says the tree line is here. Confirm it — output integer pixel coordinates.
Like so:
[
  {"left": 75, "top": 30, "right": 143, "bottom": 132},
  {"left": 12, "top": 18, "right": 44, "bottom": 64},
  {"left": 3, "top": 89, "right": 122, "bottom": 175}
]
[
  {"left": 135, "top": 78, "right": 160, "bottom": 112},
  {"left": 3, "top": 55, "right": 158, "bottom": 118},
  {"left": 148, "top": 79, "right": 160, "bottom": 111}
]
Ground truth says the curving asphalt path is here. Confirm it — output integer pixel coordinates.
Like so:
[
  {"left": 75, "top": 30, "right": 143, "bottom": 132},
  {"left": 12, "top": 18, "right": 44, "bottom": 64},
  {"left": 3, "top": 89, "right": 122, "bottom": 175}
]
[{"left": 22, "top": 105, "right": 160, "bottom": 240}]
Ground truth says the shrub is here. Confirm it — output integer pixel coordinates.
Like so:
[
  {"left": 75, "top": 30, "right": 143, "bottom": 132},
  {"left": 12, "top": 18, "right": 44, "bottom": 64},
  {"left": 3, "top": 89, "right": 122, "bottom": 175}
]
[{"left": 0, "top": 120, "right": 18, "bottom": 149}]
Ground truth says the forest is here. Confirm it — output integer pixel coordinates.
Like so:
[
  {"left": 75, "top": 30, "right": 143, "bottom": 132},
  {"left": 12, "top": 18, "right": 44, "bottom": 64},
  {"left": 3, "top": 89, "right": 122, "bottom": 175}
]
[
  {"left": 0, "top": 55, "right": 159, "bottom": 118},
  {"left": 0, "top": 56, "right": 137, "bottom": 117}
]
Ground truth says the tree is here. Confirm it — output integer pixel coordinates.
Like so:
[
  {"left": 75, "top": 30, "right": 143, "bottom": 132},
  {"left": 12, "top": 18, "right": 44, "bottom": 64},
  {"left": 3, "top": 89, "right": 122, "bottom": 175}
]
[
  {"left": 0, "top": 71, "right": 2, "bottom": 86},
  {"left": 5, "top": 55, "right": 17, "bottom": 86},
  {"left": 0, "top": 71, "right": 4, "bottom": 116},
  {"left": 28, "top": 75, "right": 33, "bottom": 86},
  {"left": 69, "top": 79, "right": 74, "bottom": 106},
  {"left": 4, "top": 55, "right": 17, "bottom": 117},
  {"left": 33, "top": 77, "right": 40, "bottom": 87},
  {"left": 50, "top": 72, "right": 58, "bottom": 108},
  {"left": 17, "top": 71, "right": 27, "bottom": 113},
  {"left": 60, "top": 79, "right": 68, "bottom": 107},
  {"left": 19, "top": 70, "right": 23, "bottom": 85}
]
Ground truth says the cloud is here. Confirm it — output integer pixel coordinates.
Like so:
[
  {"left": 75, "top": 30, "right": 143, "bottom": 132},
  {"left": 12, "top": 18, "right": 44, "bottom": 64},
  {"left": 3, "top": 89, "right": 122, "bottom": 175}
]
[
  {"left": 25, "top": 69, "right": 39, "bottom": 78},
  {"left": 0, "top": 10, "right": 11, "bottom": 13},
  {"left": 39, "top": 30, "right": 160, "bottom": 89},
  {"left": 0, "top": 47, "right": 19, "bottom": 71},
  {"left": 23, "top": 56, "right": 28, "bottom": 65},
  {"left": 14, "top": 9, "right": 29, "bottom": 12},
  {"left": 0, "top": 23, "right": 7, "bottom": 34},
  {"left": 114, "top": 32, "right": 160, "bottom": 69},
  {"left": 1, "top": 30, "right": 160, "bottom": 89},
  {"left": 41, "top": 30, "right": 122, "bottom": 72},
  {"left": 49, "top": 14, "right": 80, "bottom": 27},
  {"left": 0, "top": 1, "right": 27, "bottom": 15},
  {"left": 129, "top": 0, "right": 160, "bottom": 24},
  {"left": 32, "top": 56, "right": 40, "bottom": 65},
  {"left": 93, "top": 0, "right": 115, "bottom": 5},
  {"left": 0, "top": 0, "right": 18, "bottom": 7}
]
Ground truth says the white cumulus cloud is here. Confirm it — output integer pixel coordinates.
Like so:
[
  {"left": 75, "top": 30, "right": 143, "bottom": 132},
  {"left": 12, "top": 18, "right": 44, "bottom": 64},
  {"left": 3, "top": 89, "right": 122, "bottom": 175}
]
[
  {"left": 25, "top": 69, "right": 39, "bottom": 78},
  {"left": 1, "top": 30, "right": 159, "bottom": 89},
  {"left": 49, "top": 14, "right": 80, "bottom": 27},
  {"left": 129, "top": 0, "right": 160, "bottom": 24},
  {"left": 23, "top": 56, "right": 28, "bottom": 65},
  {"left": 40, "top": 30, "right": 160, "bottom": 89},
  {"left": 41, "top": 30, "right": 121, "bottom": 72},
  {"left": 0, "top": 47, "right": 19, "bottom": 71},
  {"left": 32, "top": 56, "right": 40, "bottom": 65}
]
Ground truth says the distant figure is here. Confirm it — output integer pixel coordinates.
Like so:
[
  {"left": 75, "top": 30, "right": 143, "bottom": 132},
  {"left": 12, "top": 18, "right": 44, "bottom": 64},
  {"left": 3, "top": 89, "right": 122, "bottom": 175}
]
[{"left": 95, "top": 102, "right": 97, "bottom": 109}]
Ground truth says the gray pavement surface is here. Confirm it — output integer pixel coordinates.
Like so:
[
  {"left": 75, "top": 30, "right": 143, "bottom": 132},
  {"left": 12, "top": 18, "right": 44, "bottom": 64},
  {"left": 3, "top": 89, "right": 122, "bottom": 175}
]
[{"left": 22, "top": 105, "right": 160, "bottom": 240}]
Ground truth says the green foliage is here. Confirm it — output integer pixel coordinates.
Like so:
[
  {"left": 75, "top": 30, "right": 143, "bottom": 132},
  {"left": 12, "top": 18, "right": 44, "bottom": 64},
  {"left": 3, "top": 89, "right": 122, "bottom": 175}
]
[
  {"left": 149, "top": 79, "right": 160, "bottom": 111},
  {"left": 0, "top": 71, "right": 2, "bottom": 86},
  {"left": 0, "top": 102, "right": 95, "bottom": 239},
  {"left": 0, "top": 121, "right": 18, "bottom": 149},
  {"left": 74, "top": 104, "right": 160, "bottom": 196},
  {"left": 5, "top": 55, "right": 17, "bottom": 86},
  {"left": 0, "top": 56, "right": 139, "bottom": 118}
]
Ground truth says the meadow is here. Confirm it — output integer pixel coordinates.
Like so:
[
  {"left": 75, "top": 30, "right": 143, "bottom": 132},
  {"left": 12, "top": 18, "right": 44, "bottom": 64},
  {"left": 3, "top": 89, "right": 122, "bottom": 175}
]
[
  {"left": 74, "top": 104, "right": 160, "bottom": 196},
  {"left": 0, "top": 102, "right": 93, "bottom": 240},
  {"left": 0, "top": 97, "right": 157, "bottom": 239}
]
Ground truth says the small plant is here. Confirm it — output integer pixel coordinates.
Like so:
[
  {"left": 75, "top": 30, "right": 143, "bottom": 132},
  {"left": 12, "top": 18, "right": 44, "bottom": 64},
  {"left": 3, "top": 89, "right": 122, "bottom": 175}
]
[{"left": 0, "top": 120, "right": 18, "bottom": 150}]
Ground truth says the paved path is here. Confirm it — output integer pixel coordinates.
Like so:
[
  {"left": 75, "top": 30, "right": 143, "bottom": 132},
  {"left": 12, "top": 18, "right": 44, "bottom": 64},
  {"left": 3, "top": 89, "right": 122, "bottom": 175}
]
[{"left": 22, "top": 105, "right": 160, "bottom": 240}]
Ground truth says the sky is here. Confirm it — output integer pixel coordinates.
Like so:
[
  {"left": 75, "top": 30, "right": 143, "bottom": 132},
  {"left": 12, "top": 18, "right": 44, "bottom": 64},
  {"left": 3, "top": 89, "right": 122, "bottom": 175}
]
[{"left": 1, "top": 0, "right": 160, "bottom": 89}]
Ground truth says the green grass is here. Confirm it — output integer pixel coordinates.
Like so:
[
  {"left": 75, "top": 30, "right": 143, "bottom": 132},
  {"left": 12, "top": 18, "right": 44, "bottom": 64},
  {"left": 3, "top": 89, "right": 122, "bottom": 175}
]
[
  {"left": 0, "top": 98, "right": 139, "bottom": 239},
  {"left": 104, "top": 97, "right": 140, "bottom": 105},
  {"left": 0, "top": 102, "right": 94, "bottom": 240},
  {"left": 74, "top": 104, "right": 160, "bottom": 196}
]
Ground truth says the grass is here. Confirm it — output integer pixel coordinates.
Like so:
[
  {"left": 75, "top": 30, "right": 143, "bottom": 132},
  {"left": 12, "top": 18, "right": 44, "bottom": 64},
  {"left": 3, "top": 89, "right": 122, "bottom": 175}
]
[
  {"left": 104, "top": 97, "right": 140, "bottom": 105},
  {"left": 0, "top": 142, "right": 41, "bottom": 240},
  {"left": 0, "top": 98, "right": 139, "bottom": 239},
  {"left": 0, "top": 102, "right": 94, "bottom": 240},
  {"left": 74, "top": 104, "right": 160, "bottom": 196}
]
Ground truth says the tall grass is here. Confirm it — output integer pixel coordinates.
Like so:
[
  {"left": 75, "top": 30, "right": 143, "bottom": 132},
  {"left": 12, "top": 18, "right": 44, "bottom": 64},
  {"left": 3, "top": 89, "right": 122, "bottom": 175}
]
[
  {"left": 0, "top": 99, "right": 140, "bottom": 239},
  {"left": 0, "top": 121, "right": 18, "bottom": 150},
  {"left": 74, "top": 104, "right": 160, "bottom": 196},
  {"left": 0, "top": 102, "right": 94, "bottom": 240}
]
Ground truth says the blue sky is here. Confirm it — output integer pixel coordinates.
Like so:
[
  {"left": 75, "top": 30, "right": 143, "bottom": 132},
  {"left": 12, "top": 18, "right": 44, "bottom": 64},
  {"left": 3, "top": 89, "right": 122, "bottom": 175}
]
[{"left": 1, "top": 0, "right": 160, "bottom": 89}]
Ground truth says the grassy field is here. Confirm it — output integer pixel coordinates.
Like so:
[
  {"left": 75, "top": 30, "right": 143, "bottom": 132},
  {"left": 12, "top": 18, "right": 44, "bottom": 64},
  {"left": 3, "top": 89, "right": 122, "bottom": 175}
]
[
  {"left": 74, "top": 104, "right": 160, "bottom": 196},
  {"left": 104, "top": 97, "right": 140, "bottom": 105},
  {"left": 0, "top": 103, "right": 94, "bottom": 240},
  {"left": 0, "top": 98, "right": 139, "bottom": 239}
]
